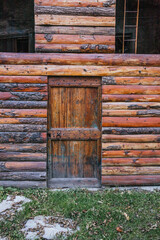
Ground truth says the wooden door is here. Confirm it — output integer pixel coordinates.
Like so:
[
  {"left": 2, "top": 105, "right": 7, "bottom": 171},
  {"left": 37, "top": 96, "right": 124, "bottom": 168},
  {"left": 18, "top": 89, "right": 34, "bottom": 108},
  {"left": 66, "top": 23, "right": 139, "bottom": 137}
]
[{"left": 48, "top": 77, "right": 101, "bottom": 188}]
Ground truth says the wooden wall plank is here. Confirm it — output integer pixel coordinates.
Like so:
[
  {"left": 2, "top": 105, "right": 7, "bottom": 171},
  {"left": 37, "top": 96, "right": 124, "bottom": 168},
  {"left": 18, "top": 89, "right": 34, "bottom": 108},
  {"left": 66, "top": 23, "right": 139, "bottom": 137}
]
[
  {"left": 0, "top": 124, "right": 47, "bottom": 132},
  {"left": 102, "top": 134, "right": 160, "bottom": 143},
  {"left": 0, "top": 143, "right": 47, "bottom": 153},
  {"left": 0, "top": 76, "right": 47, "bottom": 83},
  {"left": 102, "top": 110, "right": 160, "bottom": 117},
  {"left": 102, "top": 158, "right": 160, "bottom": 166},
  {"left": 0, "top": 181, "right": 46, "bottom": 188},
  {"left": 0, "top": 83, "right": 47, "bottom": 92},
  {"left": 102, "top": 150, "right": 160, "bottom": 158},
  {"left": 0, "top": 109, "right": 47, "bottom": 118},
  {"left": 102, "top": 95, "right": 160, "bottom": 102},
  {"left": 102, "top": 76, "right": 160, "bottom": 85},
  {"left": 0, "top": 118, "right": 47, "bottom": 125},
  {"left": 102, "top": 127, "right": 160, "bottom": 135},
  {"left": 102, "top": 142, "right": 160, "bottom": 150},
  {"left": 0, "top": 172, "right": 46, "bottom": 181},
  {"left": 0, "top": 162, "right": 46, "bottom": 171},
  {"left": 0, "top": 92, "right": 48, "bottom": 101},
  {"left": 102, "top": 166, "right": 160, "bottom": 175},
  {"left": 0, "top": 101, "right": 47, "bottom": 109},
  {"left": 0, "top": 152, "right": 47, "bottom": 161},
  {"left": 103, "top": 102, "right": 160, "bottom": 110},
  {"left": 0, "top": 132, "right": 47, "bottom": 143}
]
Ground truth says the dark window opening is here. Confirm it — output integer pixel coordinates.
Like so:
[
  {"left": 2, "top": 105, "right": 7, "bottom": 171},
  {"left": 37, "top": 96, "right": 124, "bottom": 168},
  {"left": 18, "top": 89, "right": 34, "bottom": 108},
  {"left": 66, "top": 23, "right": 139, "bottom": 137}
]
[
  {"left": 116, "top": 0, "right": 160, "bottom": 54},
  {"left": 0, "top": 0, "right": 34, "bottom": 52}
]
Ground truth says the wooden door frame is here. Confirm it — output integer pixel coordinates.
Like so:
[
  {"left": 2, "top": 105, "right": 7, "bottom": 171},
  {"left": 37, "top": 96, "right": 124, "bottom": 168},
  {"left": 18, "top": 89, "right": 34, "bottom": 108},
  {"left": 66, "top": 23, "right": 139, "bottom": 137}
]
[{"left": 47, "top": 76, "right": 102, "bottom": 188}]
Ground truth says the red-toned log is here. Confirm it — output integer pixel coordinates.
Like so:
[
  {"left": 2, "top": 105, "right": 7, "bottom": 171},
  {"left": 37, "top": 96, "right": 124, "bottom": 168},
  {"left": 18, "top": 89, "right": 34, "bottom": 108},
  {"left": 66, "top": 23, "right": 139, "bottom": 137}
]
[
  {"left": 0, "top": 124, "right": 47, "bottom": 132},
  {"left": 35, "top": 43, "right": 115, "bottom": 53},
  {"left": 35, "top": 0, "right": 116, "bottom": 8},
  {"left": 0, "top": 132, "right": 47, "bottom": 143},
  {"left": 35, "top": 6, "right": 115, "bottom": 16},
  {"left": 0, "top": 76, "right": 47, "bottom": 83},
  {"left": 102, "top": 142, "right": 160, "bottom": 150},
  {"left": 36, "top": 34, "right": 115, "bottom": 45},
  {"left": 0, "top": 53, "right": 160, "bottom": 66},
  {"left": 102, "top": 76, "right": 160, "bottom": 85},
  {"left": 102, "top": 127, "right": 160, "bottom": 135},
  {"left": 102, "top": 85, "right": 160, "bottom": 95},
  {"left": 0, "top": 92, "right": 48, "bottom": 101},
  {"left": 102, "top": 95, "right": 160, "bottom": 102},
  {"left": 0, "top": 172, "right": 46, "bottom": 181},
  {"left": 0, "top": 143, "right": 47, "bottom": 153},
  {"left": 102, "top": 110, "right": 160, "bottom": 117},
  {"left": 0, "top": 118, "right": 47, "bottom": 125},
  {"left": 102, "top": 166, "right": 160, "bottom": 175},
  {"left": 0, "top": 83, "right": 47, "bottom": 92},
  {"left": 102, "top": 158, "right": 160, "bottom": 166},
  {"left": 0, "top": 152, "right": 47, "bottom": 161},
  {"left": 35, "top": 26, "right": 115, "bottom": 36},
  {"left": 0, "top": 109, "right": 47, "bottom": 118},
  {"left": 102, "top": 150, "right": 160, "bottom": 158},
  {"left": 102, "top": 117, "right": 160, "bottom": 127},
  {"left": 0, "top": 162, "right": 46, "bottom": 172},
  {"left": 0, "top": 65, "right": 160, "bottom": 76},
  {"left": 102, "top": 102, "right": 160, "bottom": 110},
  {"left": 102, "top": 175, "right": 160, "bottom": 186},
  {"left": 102, "top": 134, "right": 160, "bottom": 143},
  {"left": 0, "top": 181, "right": 46, "bottom": 188},
  {"left": 0, "top": 101, "right": 47, "bottom": 109}
]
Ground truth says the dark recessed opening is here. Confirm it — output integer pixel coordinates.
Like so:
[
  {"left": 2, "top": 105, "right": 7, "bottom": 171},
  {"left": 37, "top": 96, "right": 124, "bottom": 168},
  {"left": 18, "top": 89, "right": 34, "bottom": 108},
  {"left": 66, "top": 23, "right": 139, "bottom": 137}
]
[
  {"left": 116, "top": 0, "right": 160, "bottom": 54},
  {"left": 0, "top": 0, "right": 34, "bottom": 52}
]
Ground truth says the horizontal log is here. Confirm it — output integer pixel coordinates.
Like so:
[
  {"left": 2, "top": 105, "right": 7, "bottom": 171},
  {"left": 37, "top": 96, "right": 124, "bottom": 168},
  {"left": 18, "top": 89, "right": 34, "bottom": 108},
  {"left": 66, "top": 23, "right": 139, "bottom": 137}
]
[
  {"left": 0, "top": 172, "right": 46, "bottom": 181},
  {"left": 35, "top": 43, "right": 115, "bottom": 53},
  {"left": 102, "top": 95, "right": 160, "bottom": 102},
  {"left": 35, "top": 26, "right": 115, "bottom": 36},
  {"left": 0, "top": 65, "right": 160, "bottom": 76},
  {"left": 0, "top": 92, "right": 48, "bottom": 101},
  {"left": 0, "top": 152, "right": 47, "bottom": 161},
  {"left": 0, "top": 83, "right": 47, "bottom": 92},
  {"left": 35, "top": 6, "right": 115, "bottom": 16},
  {"left": 103, "top": 102, "right": 160, "bottom": 110},
  {"left": 0, "top": 162, "right": 46, "bottom": 172},
  {"left": 102, "top": 166, "right": 160, "bottom": 175},
  {"left": 102, "top": 134, "right": 160, "bottom": 143},
  {"left": 102, "top": 175, "right": 160, "bottom": 186},
  {"left": 35, "top": 15, "right": 115, "bottom": 27},
  {"left": 35, "top": 34, "right": 115, "bottom": 45},
  {"left": 0, "top": 143, "right": 47, "bottom": 153},
  {"left": 0, "top": 181, "right": 46, "bottom": 188},
  {"left": 0, "top": 118, "right": 47, "bottom": 125},
  {"left": 102, "top": 127, "right": 160, "bottom": 135},
  {"left": 0, "top": 109, "right": 47, "bottom": 118},
  {"left": 0, "top": 132, "right": 47, "bottom": 143},
  {"left": 102, "top": 150, "right": 160, "bottom": 158},
  {"left": 102, "top": 117, "right": 160, "bottom": 127},
  {"left": 0, "top": 101, "right": 47, "bottom": 109},
  {"left": 102, "top": 109, "right": 160, "bottom": 117},
  {"left": 1, "top": 53, "right": 160, "bottom": 66},
  {"left": 49, "top": 76, "right": 101, "bottom": 86},
  {"left": 102, "top": 142, "right": 160, "bottom": 150},
  {"left": 102, "top": 76, "right": 160, "bottom": 85},
  {"left": 0, "top": 76, "right": 47, "bottom": 83},
  {"left": 102, "top": 158, "right": 160, "bottom": 166},
  {"left": 102, "top": 85, "right": 160, "bottom": 95},
  {"left": 0, "top": 124, "right": 47, "bottom": 132},
  {"left": 35, "top": 0, "right": 116, "bottom": 8}
]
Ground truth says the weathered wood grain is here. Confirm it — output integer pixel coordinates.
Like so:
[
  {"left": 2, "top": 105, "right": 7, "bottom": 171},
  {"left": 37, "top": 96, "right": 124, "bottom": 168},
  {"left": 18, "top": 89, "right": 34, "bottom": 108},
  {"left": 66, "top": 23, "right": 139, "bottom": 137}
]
[
  {"left": 35, "top": 15, "right": 115, "bottom": 27},
  {"left": 0, "top": 132, "right": 47, "bottom": 143},
  {"left": 102, "top": 150, "right": 160, "bottom": 158},
  {"left": 0, "top": 172, "right": 46, "bottom": 181},
  {"left": 0, "top": 152, "right": 47, "bottom": 161},
  {"left": 102, "top": 158, "right": 160, "bottom": 166},
  {"left": 0, "top": 101, "right": 47, "bottom": 109},
  {"left": 102, "top": 110, "right": 160, "bottom": 117},
  {"left": 35, "top": 34, "right": 115, "bottom": 45},
  {"left": 0, "top": 181, "right": 46, "bottom": 188},
  {"left": 102, "top": 142, "right": 160, "bottom": 150},
  {"left": 0, "top": 118, "right": 47, "bottom": 125},
  {"left": 102, "top": 76, "right": 160, "bottom": 85},
  {"left": 102, "top": 95, "right": 160, "bottom": 102},
  {"left": 102, "top": 134, "right": 160, "bottom": 143},
  {"left": 35, "top": 43, "right": 115, "bottom": 53},
  {"left": 102, "top": 166, "right": 160, "bottom": 175},
  {"left": 0, "top": 65, "right": 160, "bottom": 76},
  {"left": 0, "top": 162, "right": 46, "bottom": 172},
  {"left": 0, "top": 143, "right": 47, "bottom": 153},
  {"left": 102, "top": 127, "right": 160, "bottom": 135},
  {"left": 0, "top": 92, "right": 48, "bottom": 101},
  {"left": 0, "top": 109, "right": 47, "bottom": 118},
  {"left": 0, "top": 76, "right": 47, "bottom": 83},
  {"left": 102, "top": 175, "right": 160, "bottom": 186},
  {"left": 0, "top": 124, "right": 46, "bottom": 132},
  {"left": 0, "top": 83, "right": 47, "bottom": 92},
  {"left": 103, "top": 102, "right": 160, "bottom": 110},
  {"left": 35, "top": 6, "right": 115, "bottom": 16},
  {"left": 102, "top": 117, "right": 160, "bottom": 127}
]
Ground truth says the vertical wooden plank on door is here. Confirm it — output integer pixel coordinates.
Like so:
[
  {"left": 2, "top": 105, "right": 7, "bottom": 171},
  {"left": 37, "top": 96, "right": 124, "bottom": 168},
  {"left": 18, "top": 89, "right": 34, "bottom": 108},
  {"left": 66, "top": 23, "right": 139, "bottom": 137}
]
[{"left": 48, "top": 77, "right": 102, "bottom": 188}]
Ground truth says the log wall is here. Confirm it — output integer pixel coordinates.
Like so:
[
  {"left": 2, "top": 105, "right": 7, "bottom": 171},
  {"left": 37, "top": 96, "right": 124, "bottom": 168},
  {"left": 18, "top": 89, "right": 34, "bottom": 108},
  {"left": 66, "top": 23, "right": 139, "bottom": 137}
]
[
  {"left": 34, "top": 0, "right": 116, "bottom": 53},
  {"left": 0, "top": 53, "right": 160, "bottom": 187}
]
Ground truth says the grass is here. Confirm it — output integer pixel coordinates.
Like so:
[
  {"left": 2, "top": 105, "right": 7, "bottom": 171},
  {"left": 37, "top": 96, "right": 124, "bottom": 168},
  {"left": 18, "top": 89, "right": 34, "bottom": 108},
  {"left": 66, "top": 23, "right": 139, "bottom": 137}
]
[{"left": 0, "top": 187, "right": 160, "bottom": 239}]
